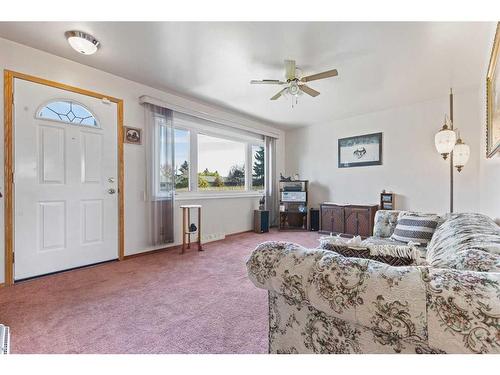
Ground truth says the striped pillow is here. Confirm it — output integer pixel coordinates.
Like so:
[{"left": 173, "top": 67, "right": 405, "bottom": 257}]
[{"left": 391, "top": 214, "right": 439, "bottom": 245}]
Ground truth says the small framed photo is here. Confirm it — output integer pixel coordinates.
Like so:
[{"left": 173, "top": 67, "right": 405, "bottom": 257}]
[{"left": 124, "top": 126, "right": 142, "bottom": 145}]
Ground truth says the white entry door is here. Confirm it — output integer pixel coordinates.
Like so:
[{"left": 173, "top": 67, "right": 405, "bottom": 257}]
[{"left": 14, "top": 79, "right": 119, "bottom": 280}]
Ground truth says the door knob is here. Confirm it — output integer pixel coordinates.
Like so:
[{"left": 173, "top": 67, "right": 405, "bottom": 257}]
[{"left": 107, "top": 188, "right": 116, "bottom": 195}]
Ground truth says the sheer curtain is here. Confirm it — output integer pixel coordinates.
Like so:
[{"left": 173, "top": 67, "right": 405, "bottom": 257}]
[
  {"left": 144, "top": 103, "right": 174, "bottom": 246},
  {"left": 265, "top": 136, "right": 279, "bottom": 226}
]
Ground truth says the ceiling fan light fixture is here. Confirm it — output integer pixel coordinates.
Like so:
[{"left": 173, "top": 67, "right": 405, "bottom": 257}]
[
  {"left": 288, "top": 81, "right": 300, "bottom": 96},
  {"left": 65, "top": 30, "right": 100, "bottom": 55},
  {"left": 251, "top": 59, "right": 338, "bottom": 104}
]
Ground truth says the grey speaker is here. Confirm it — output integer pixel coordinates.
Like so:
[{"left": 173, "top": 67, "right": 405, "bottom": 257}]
[{"left": 254, "top": 210, "right": 270, "bottom": 233}]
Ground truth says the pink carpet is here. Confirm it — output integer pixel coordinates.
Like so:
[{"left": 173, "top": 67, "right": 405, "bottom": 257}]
[{"left": 0, "top": 229, "right": 320, "bottom": 353}]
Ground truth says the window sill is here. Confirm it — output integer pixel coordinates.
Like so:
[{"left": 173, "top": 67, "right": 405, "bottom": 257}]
[{"left": 175, "top": 192, "right": 264, "bottom": 201}]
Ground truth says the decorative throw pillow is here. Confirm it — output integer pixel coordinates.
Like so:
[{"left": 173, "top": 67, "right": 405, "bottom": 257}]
[{"left": 391, "top": 214, "right": 439, "bottom": 245}]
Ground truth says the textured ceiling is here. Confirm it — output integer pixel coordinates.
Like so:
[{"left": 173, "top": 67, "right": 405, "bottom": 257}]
[{"left": 0, "top": 22, "right": 494, "bottom": 128}]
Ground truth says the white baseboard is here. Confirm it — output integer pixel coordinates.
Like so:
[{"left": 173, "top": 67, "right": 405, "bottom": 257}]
[{"left": 201, "top": 232, "right": 226, "bottom": 243}]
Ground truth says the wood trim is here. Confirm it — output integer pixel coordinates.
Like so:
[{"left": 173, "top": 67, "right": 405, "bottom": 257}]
[
  {"left": 3, "top": 70, "right": 125, "bottom": 285},
  {"left": 4, "top": 70, "right": 14, "bottom": 286},
  {"left": 4, "top": 70, "right": 122, "bottom": 104},
  {"left": 117, "top": 100, "right": 125, "bottom": 260}
]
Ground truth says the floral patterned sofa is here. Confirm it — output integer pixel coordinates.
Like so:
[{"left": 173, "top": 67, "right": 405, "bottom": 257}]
[{"left": 246, "top": 212, "right": 500, "bottom": 354}]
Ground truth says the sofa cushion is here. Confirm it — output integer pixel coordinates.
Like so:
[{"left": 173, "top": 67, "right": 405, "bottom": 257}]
[
  {"left": 391, "top": 214, "right": 439, "bottom": 245},
  {"left": 426, "top": 213, "right": 500, "bottom": 268}
]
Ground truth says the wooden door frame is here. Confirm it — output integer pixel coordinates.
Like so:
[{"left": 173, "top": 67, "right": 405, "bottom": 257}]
[{"left": 3, "top": 70, "right": 125, "bottom": 286}]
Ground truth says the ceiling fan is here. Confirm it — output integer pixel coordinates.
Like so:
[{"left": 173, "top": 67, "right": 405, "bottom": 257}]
[{"left": 250, "top": 59, "right": 338, "bottom": 101}]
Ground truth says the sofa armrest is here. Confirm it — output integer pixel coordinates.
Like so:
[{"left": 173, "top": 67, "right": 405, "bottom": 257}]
[
  {"left": 246, "top": 241, "right": 330, "bottom": 304},
  {"left": 423, "top": 267, "right": 500, "bottom": 353},
  {"left": 247, "top": 241, "right": 428, "bottom": 340}
]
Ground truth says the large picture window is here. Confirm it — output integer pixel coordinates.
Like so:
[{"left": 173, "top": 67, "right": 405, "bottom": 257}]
[
  {"left": 198, "top": 134, "right": 246, "bottom": 191},
  {"left": 171, "top": 120, "right": 266, "bottom": 196}
]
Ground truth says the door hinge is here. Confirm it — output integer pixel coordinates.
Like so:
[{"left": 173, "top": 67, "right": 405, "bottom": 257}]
[{"left": 12, "top": 252, "right": 14, "bottom": 263}]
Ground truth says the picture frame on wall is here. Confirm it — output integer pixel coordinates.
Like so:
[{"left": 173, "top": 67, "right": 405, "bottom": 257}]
[
  {"left": 486, "top": 22, "right": 500, "bottom": 158},
  {"left": 338, "top": 132, "right": 382, "bottom": 168},
  {"left": 124, "top": 126, "right": 142, "bottom": 145}
]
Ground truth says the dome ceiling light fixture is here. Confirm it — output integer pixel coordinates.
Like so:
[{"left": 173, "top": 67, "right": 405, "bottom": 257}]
[{"left": 65, "top": 30, "right": 100, "bottom": 55}]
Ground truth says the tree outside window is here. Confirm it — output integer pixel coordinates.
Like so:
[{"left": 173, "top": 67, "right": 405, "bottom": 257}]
[
  {"left": 252, "top": 145, "right": 265, "bottom": 191},
  {"left": 174, "top": 128, "right": 190, "bottom": 192}
]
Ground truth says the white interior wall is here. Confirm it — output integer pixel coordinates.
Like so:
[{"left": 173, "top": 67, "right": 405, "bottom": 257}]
[
  {"left": 285, "top": 88, "right": 483, "bottom": 215},
  {"left": 0, "top": 37, "right": 285, "bottom": 283}
]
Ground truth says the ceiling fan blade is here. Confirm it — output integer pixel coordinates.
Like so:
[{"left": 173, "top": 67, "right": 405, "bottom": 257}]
[
  {"left": 285, "top": 60, "right": 296, "bottom": 81},
  {"left": 299, "top": 85, "right": 320, "bottom": 97},
  {"left": 300, "top": 69, "right": 338, "bottom": 82},
  {"left": 270, "top": 88, "right": 288, "bottom": 100},
  {"left": 250, "top": 79, "right": 286, "bottom": 85}
]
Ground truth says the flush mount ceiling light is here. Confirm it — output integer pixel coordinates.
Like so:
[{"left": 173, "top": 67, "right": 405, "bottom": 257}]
[{"left": 65, "top": 31, "right": 100, "bottom": 55}]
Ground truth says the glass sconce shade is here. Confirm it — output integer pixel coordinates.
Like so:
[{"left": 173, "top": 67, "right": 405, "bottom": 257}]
[
  {"left": 435, "top": 126, "right": 456, "bottom": 159},
  {"left": 453, "top": 139, "right": 470, "bottom": 172}
]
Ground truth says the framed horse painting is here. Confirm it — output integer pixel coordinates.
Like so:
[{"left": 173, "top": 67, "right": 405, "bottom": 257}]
[{"left": 338, "top": 132, "right": 382, "bottom": 168}]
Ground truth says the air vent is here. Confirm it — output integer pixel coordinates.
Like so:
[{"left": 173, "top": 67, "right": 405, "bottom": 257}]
[{"left": 0, "top": 324, "right": 10, "bottom": 354}]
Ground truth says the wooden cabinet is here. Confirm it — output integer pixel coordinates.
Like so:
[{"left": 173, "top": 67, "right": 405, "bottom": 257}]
[
  {"left": 320, "top": 204, "right": 344, "bottom": 234},
  {"left": 320, "top": 203, "right": 378, "bottom": 238}
]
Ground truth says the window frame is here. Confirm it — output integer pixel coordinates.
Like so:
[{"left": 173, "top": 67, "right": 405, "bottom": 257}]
[
  {"left": 153, "top": 114, "right": 174, "bottom": 199},
  {"left": 173, "top": 126, "right": 192, "bottom": 193},
  {"left": 172, "top": 122, "right": 265, "bottom": 199}
]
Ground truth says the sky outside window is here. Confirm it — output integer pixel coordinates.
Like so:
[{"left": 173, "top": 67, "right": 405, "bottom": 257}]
[{"left": 198, "top": 134, "right": 246, "bottom": 191}]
